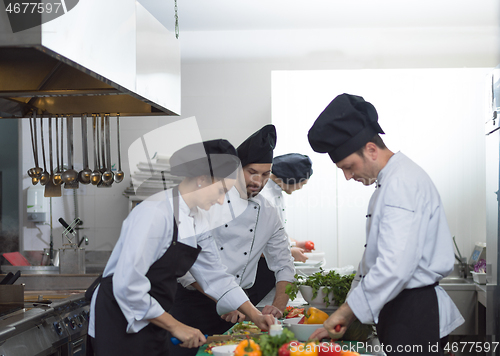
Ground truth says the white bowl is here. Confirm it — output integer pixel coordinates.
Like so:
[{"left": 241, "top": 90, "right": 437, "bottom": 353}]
[
  {"left": 472, "top": 272, "right": 487, "bottom": 284},
  {"left": 211, "top": 344, "right": 237, "bottom": 356},
  {"left": 304, "top": 251, "right": 325, "bottom": 261},
  {"left": 299, "top": 285, "right": 336, "bottom": 308},
  {"left": 283, "top": 317, "right": 325, "bottom": 341}
]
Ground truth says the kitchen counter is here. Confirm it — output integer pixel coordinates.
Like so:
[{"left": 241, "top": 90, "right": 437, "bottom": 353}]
[{"left": 0, "top": 272, "right": 99, "bottom": 291}]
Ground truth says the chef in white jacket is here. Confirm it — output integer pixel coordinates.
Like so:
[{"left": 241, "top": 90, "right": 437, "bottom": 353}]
[
  {"left": 170, "top": 125, "right": 295, "bottom": 356},
  {"left": 260, "top": 153, "right": 314, "bottom": 262},
  {"left": 308, "top": 94, "right": 463, "bottom": 356},
  {"left": 87, "top": 140, "right": 275, "bottom": 356}
]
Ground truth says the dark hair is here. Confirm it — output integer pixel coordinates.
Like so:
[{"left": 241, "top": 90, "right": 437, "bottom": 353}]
[{"left": 355, "top": 135, "right": 386, "bottom": 157}]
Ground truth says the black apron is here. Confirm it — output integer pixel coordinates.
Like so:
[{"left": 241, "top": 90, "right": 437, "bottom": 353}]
[
  {"left": 246, "top": 256, "right": 276, "bottom": 305},
  {"left": 376, "top": 282, "right": 447, "bottom": 356},
  {"left": 93, "top": 187, "right": 202, "bottom": 356},
  {"left": 169, "top": 284, "right": 235, "bottom": 356}
]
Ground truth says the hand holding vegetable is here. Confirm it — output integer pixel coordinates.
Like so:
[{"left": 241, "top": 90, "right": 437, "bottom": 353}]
[
  {"left": 296, "top": 240, "right": 315, "bottom": 252},
  {"left": 311, "top": 302, "right": 356, "bottom": 340}
]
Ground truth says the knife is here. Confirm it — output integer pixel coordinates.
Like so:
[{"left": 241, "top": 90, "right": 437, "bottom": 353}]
[
  {"left": 0, "top": 272, "right": 14, "bottom": 285},
  {"left": 6, "top": 270, "right": 21, "bottom": 285},
  {"left": 170, "top": 333, "right": 264, "bottom": 345}
]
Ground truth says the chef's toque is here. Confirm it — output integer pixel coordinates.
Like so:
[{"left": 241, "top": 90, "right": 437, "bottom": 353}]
[
  {"left": 308, "top": 93, "right": 384, "bottom": 163},
  {"left": 272, "top": 153, "right": 313, "bottom": 184},
  {"left": 237, "top": 124, "right": 277, "bottom": 167}
]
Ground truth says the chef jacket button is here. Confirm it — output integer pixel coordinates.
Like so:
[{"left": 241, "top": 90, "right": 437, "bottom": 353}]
[
  {"left": 225, "top": 224, "right": 228, "bottom": 227},
  {"left": 244, "top": 252, "right": 247, "bottom": 255},
  {"left": 254, "top": 206, "right": 257, "bottom": 209},
  {"left": 236, "top": 275, "right": 240, "bottom": 278},
  {"left": 364, "top": 244, "right": 367, "bottom": 247},
  {"left": 228, "top": 200, "right": 231, "bottom": 203},
  {"left": 250, "top": 229, "right": 253, "bottom": 232},
  {"left": 220, "top": 247, "right": 224, "bottom": 250}
]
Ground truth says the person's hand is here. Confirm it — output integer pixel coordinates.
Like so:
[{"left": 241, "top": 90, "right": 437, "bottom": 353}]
[
  {"left": 309, "top": 327, "right": 330, "bottom": 341},
  {"left": 250, "top": 313, "right": 276, "bottom": 331},
  {"left": 291, "top": 247, "right": 308, "bottom": 262},
  {"left": 221, "top": 310, "right": 246, "bottom": 323},
  {"left": 295, "top": 240, "right": 315, "bottom": 252},
  {"left": 170, "top": 324, "right": 207, "bottom": 348},
  {"left": 313, "top": 302, "right": 356, "bottom": 341},
  {"left": 261, "top": 304, "right": 283, "bottom": 318}
]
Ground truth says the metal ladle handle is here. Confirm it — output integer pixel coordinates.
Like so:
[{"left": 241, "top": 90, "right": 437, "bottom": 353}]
[
  {"left": 67, "top": 115, "right": 74, "bottom": 169},
  {"left": 81, "top": 113, "right": 89, "bottom": 169}
]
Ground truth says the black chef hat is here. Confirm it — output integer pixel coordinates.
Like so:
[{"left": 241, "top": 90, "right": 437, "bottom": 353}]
[
  {"left": 308, "top": 93, "right": 384, "bottom": 163},
  {"left": 272, "top": 153, "right": 313, "bottom": 184},
  {"left": 170, "top": 139, "right": 240, "bottom": 179},
  {"left": 237, "top": 124, "right": 277, "bottom": 167}
]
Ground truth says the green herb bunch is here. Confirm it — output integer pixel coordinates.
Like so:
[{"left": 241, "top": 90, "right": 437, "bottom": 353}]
[
  {"left": 255, "top": 328, "right": 295, "bottom": 356},
  {"left": 285, "top": 268, "right": 355, "bottom": 307}
]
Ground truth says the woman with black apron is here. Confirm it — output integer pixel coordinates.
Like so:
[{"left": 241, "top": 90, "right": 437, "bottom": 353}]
[{"left": 87, "top": 140, "right": 275, "bottom": 356}]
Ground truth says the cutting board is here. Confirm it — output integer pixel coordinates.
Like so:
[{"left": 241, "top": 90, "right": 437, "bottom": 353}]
[{"left": 2, "top": 252, "right": 31, "bottom": 266}]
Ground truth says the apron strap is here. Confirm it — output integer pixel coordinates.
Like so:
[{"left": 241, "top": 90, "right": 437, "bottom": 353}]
[{"left": 172, "top": 186, "right": 180, "bottom": 244}]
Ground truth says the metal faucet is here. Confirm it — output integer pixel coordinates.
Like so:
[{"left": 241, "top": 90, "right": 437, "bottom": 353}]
[
  {"left": 455, "top": 254, "right": 468, "bottom": 279},
  {"left": 453, "top": 236, "right": 468, "bottom": 279}
]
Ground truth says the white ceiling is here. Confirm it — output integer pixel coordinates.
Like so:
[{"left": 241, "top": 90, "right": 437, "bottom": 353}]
[{"left": 140, "top": 0, "right": 500, "bottom": 62}]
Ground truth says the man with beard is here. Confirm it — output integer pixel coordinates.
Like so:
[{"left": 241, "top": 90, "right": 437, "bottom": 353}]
[
  {"left": 169, "top": 125, "right": 295, "bottom": 356},
  {"left": 308, "top": 94, "right": 463, "bottom": 356}
]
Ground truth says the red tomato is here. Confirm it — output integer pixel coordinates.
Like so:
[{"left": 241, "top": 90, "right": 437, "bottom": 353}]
[
  {"left": 318, "top": 342, "right": 342, "bottom": 356},
  {"left": 335, "top": 325, "right": 341, "bottom": 332},
  {"left": 305, "top": 241, "right": 315, "bottom": 250},
  {"left": 279, "top": 341, "right": 300, "bottom": 356}
]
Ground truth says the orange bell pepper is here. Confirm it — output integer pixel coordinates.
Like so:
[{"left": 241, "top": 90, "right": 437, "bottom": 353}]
[
  {"left": 290, "top": 342, "right": 319, "bottom": 356},
  {"left": 304, "top": 307, "right": 329, "bottom": 324},
  {"left": 234, "top": 339, "right": 262, "bottom": 356}
]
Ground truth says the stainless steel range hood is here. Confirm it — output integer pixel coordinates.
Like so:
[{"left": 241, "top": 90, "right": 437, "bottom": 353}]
[{"left": 0, "top": 0, "right": 180, "bottom": 118}]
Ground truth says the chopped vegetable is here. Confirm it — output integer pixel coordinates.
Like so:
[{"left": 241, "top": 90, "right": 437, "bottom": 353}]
[
  {"left": 286, "top": 268, "right": 355, "bottom": 307},
  {"left": 284, "top": 306, "right": 305, "bottom": 319},
  {"left": 230, "top": 321, "right": 263, "bottom": 335}
]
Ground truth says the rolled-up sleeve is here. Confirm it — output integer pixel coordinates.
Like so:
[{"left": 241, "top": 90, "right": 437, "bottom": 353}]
[{"left": 189, "top": 232, "right": 249, "bottom": 315}]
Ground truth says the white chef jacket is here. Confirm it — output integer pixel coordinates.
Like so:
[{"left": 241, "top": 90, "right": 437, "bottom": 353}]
[
  {"left": 346, "top": 152, "right": 464, "bottom": 338},
  {"left": 260, "top": 179, "right": 287, "bottom": 227},
  {"left": 88, "top": 189, "right": 249, "bottom": 337},
  {"left": 178, "top": 186, "right": 295, "bottom": 290}
]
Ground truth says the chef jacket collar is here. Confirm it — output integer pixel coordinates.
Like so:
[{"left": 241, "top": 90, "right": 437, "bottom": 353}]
[{"left": 375, "top": 151, "right": 402, "bottom": 188}]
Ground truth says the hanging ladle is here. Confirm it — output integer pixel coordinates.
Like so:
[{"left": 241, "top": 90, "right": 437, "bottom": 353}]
[
  {"left": 61, "top": 115, "right": 78, "bottom": 184},
  {"left": 28, "top": 111, "right": 42, "bottom": 184},
  {"left": 78, "top": 113, "right": 92, "bottom": 184},
  {"left": 52, "top": 115, "right": 63, "bottom": 186},
  {"left": 101, "top": 114, "right": 114, "bottom": 184},
  {"left": 90, "top": 114, "right": 102, "bottom": 185},
  {"left": 114, "top": 113, "right": 124, "bottom": 183},
  {"left": 39, "top": 116, "right": 50, "bottom": 186}
]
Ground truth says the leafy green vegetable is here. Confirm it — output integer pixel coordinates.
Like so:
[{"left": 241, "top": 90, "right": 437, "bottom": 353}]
[
  {"left": 285, "top": 268, "right": 355, "bottom": 307},
  {"left": 255, "top": 328, "right": 295, "bottom": 356}
]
